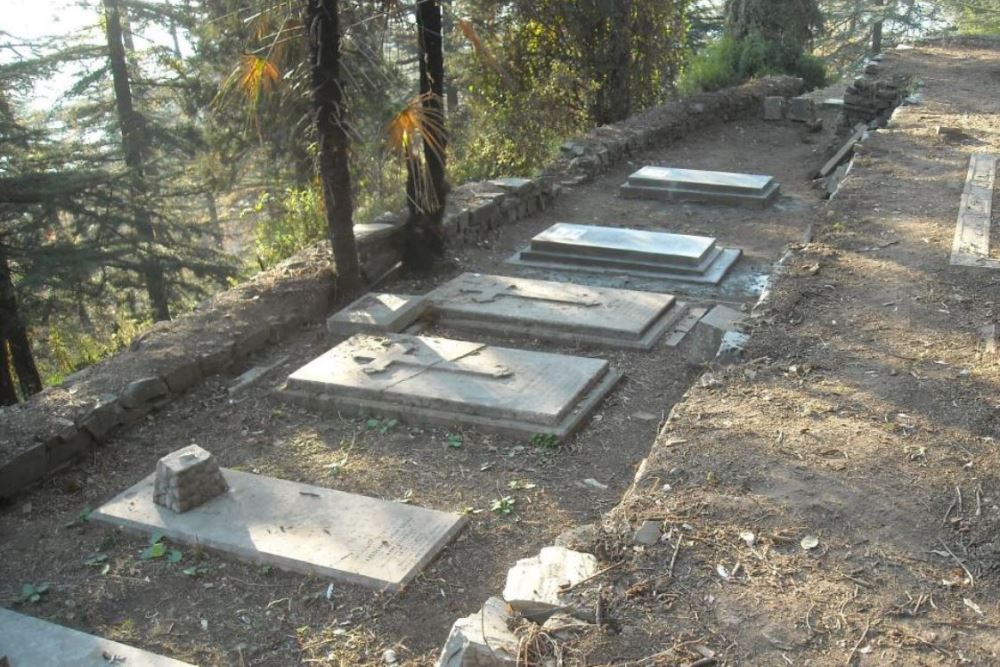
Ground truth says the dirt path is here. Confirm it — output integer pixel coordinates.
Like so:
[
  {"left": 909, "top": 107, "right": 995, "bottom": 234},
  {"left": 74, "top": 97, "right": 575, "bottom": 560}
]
[
  {"left": 6, "top": 44, "right": 990, "bottom": 666},
  {"left": 560, "top": 41, "right": 1000, "bottom": 666}
]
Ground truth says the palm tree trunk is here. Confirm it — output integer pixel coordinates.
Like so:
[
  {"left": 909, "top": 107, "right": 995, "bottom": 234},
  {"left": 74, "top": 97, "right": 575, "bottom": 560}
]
[
  {"left": 872, "top": 0, "right": 885, "bottom": 53},
  {"left": 104, "top": 0, "right": 171, "bottom": 322},
  {"left": 307, "top": 0, "right": 362, "bottom": 297},
  {"left": 402, "top": 0, "right": 448, "bottom": 273}
]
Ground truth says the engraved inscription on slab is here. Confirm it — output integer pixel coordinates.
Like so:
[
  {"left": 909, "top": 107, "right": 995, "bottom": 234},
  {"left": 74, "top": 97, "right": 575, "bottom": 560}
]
[
  {"left": 282, "top": 333, "right": 621, "bottom": 437},
  {"left": 427, "top": 273, "right": 689, "bottom": 349},
  {"left": 950, "top": 154, "right": 999, "bottom": 269}
]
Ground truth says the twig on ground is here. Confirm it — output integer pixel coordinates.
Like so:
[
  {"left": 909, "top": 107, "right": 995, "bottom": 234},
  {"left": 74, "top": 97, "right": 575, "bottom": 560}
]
[
  {"left": 844, "top": 618, "right": 871, "bottom": 666},
  {"left": 560, "top": 562, "right": 622, "bottom": 592},
  {"left": 937, "top": 538, "right": 975, "bottom": 588},
  {"left": 668, "top": 533, "right": 682, "bottom": 578}
]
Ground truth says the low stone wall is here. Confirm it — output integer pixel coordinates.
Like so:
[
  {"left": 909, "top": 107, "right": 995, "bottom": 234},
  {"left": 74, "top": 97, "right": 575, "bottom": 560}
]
[{"left": 0, "top": 75, "right": 803, "bottom": 500}]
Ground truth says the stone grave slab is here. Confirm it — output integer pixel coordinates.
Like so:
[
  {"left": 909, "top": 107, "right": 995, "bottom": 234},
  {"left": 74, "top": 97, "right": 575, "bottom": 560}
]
[
  {"left": 0, "top": 608, "right": 194, "bottom": 666},
  {"left": 425, "top": 273, "right": 695, "bottom": 349},
  {"left": 950, "top": 154, "right": 1000, "bottom": 269},
  {"left": 92, "top": 467, "right": 467, "bottom": 592},
  {"left": 620, "top": 166, "right": 780, "bottom": 208},
  {"left": 510, "top": 222, "right": 742, "bottom": 285},
  {"left": 280, "top": 333, "right": 621, "bottom": 439},
  {"left": 327, "top": 292, "right": 428, "bottom": 336}
]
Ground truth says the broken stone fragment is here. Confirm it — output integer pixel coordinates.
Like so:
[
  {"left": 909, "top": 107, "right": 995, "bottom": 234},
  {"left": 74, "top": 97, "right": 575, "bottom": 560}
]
[
  {"left": 502, "top": 546, "right": 599, "bottom": 614},
  {"left": 436, "top": 597, "right": 517, "bottom": 667},
  {"left": 153, "top": 445, "right": 228, "bottom": 513},
  {"left": 634, "top": 519, "right": 662, "bottom": 546}
]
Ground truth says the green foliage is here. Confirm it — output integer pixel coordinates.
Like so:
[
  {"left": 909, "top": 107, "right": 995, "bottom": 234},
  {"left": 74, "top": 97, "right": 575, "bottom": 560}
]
[
  {"left": 365, "top": 416, "right": 398, "bottom": 434},
  {"left": 679, "top": 33, "right": 827, "bottom": 94},
  {"left": 446, "top": 434, "right": 463, "bottom": 449},
  {"left": 530, "top": 433, "right": 560, "bottom": 450},
  {"left": 38, "top": 313, "right": 146, "bottom": 387},
  {"left": 139, "top": 531, "right": 182, "bottom": 563},
  {"left": 490, "top": 495, "right": 516, "bottom": 515},
  {"left": 249, "top": 188, "right": 326, "bottom": 269},
  {"left": 18, "top": 582, "right": 51, "bottom": 604}
]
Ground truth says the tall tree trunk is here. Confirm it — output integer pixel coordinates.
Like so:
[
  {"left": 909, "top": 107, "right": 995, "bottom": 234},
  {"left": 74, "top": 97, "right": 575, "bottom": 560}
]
[
  {"left": 402, "top": 0, "right": 448, "bottom": 273},
  {"left": 0, "top": 245, "right": 42, "bottom": 402},
  {"left": 594, "top": 0, "right": 632, "bottom": 124},
  {"left": 872, "top": 0, "right": 885, "bottom": 53},
  {"left": 0, "top": 340, "right": 16, "bottom": 406},
  {"left": 307, "top": 0, "right": 362, "bottom": 297},
  {"left": 104, "top": 0, "right": 171, "bottom": 322}
]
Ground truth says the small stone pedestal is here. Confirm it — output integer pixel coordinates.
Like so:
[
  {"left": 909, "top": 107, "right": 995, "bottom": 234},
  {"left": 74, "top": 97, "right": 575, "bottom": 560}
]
[
  {"left": 788, "top": 96, "right": 818, "bottom": 122},
  {"left": 153, "top": 445, "right": 228, "bottom": 513},
  {"left": 764, "top": 96, "right": 786, "bottom": 120}
]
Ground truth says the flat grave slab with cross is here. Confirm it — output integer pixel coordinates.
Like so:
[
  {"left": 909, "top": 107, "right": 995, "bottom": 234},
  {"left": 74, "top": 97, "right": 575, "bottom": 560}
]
[
  {"left": 620, "top": 166, "right": 780, "bottom": 208},
  {"left": 92, "top": 463, "right": 466, "bottom": 592},
  {"left": 510, "top": 222, "right": 741, "bottom": 285},
  {"left": 280, "top": 333, "right": 621, "bottom": 439},
  {"left": 424, "top": 273, "right": 702, "bottom": 349},
  {"left": 0, "top": 608, "right": 195, "bottom": 666}
]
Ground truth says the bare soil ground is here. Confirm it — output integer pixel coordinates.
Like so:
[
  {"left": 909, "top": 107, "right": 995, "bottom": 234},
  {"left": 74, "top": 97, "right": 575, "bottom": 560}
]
[
  {"left": 550, "top": 42, "right": 1000, "bottom": 666},
  {"left": 6, "top": 44, "right": 991, "bottom": 667}
]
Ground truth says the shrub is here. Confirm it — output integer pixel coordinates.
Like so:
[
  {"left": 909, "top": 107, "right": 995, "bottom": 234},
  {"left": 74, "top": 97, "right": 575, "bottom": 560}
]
[
  {"left": 679, "top": 32, "right": 827, "bottom": 94},
  {"left": 677, "top": 36, "right": 741, "bottom": 94},
  {"left": 249, "top": 187, "right": 325, "bottom": 269}
]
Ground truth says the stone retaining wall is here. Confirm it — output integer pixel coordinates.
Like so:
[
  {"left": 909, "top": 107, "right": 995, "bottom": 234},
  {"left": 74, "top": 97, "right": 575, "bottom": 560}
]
[{"left": 0, "top": 75, "right": 803, "bottom": 500}]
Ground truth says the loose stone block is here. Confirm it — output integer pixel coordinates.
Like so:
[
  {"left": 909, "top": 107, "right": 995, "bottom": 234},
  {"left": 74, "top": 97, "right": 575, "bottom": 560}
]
[
  {"left": 328, "top": 293, "right": 429, "bottom": 337},
  {"left": 153, "top": 445, "right": 229, "bottom": 513},
  {"left": 425, "top": 273, "right": 691, "bottom": 349},
  {"left": 94, "top": 467, "right": 466, "bottom": 591},
  {"left": 764, "top": 96, "right": 786, "bottom": 120},
  {"left": 686, "top": 304, "right": 747, "bottom": 365},
  {"left": 0, "top": 608, "right": 194, "bottom": 666},
  {"left": 788, "top": 96, "right": 818, "bottom": 123},
  {"left": 510, "top": 222, "right": 742, "bottom": 285},
  {"left": 950, "top": 154, "right": 999, "bottom": 269},
  {"left": 502, "top": 546, "right": 599, "bottom": 613},
  {"left": 436, "top": 597, "right": 518, "bottom": 667},
  {"left": 280, "top": 333, "right": 621, "bottom": 439},
  {"left": 119, "top": 376, "right": 168, "bottom": 409},
  {"left": 620, "top": 166, "right": 780, "bottom": 208}
]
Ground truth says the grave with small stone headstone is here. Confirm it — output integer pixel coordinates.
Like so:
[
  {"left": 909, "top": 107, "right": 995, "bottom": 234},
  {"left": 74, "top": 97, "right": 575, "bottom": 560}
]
[
  {"left": 280, "top": 332, "right": 621, "bottom": 439},
  {"left": 93, "top": 447, "right": 466, "bottom": 591},
  {"left": 153, "top": 444, "right": 228, "bottom": 513},
  {"left": 620, "top": 166, "right": 780, "bottom": 208},
  {"left": 510, "top": 222, "right": 742, "bottom": 285},
  {"left": 425, "top": 273, "right": 701, "bottom": 349}
]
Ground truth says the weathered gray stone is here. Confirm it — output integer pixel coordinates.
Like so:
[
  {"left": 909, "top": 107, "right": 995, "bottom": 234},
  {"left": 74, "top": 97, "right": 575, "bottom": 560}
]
[
  {"left": 788, "top": 96, "right": 818, "bottom": 122},
  {"left": 228, "top": 355, "right": 289, "bottom": 395},
  {"left": 197, "top": 343, "right": 234, "bottom": 376},
  {"left": 621, "top": 166, "right": 780, "bottom": 208},
  {"left": 686, "top": 305, "right": 747, "bottom": 365},
  {"left": 951, "top": 154, "right": 999, "bottom": 269},
  {"left": 436, "top": 598, "right": 517, "bottom": 667},
  {"left": 512, "top": 223, "right": 742, "bottom": 285},
  {"left": 162, "top": 358, "right": 203, "bottom": 394},
  {"left": 502, "top": 546, "right": 599, "bottom": 613},
  {"left": 78, "top": 394, "right": 120, "bottom": 441},
  {"left": 119, "top": 376, "right": 169, "bottom": 409},
  {"left": 327, "top": 293, "right": 429, "bottom": 337},
  {"left": 764, "top": 96, "right": 786, "bottom": 120},
  {"left": 717, "top": 330, "right": 750, "bottom": 365},
  {"left": 94, "top": 466, "right": 466, "bottom": 591},
  {"left": 234, "top": 325, "right": 271, "bottom": 360},
  {"left": 426, "top": 273, "right": 690, "bottom": 350},
  {"left": 816, "top": 124, "right": 867, "bottom": 179},
  {"left": 281, "top": 333, "right": 621, "bottom": 439},
  {"left": 634, "top": 519, "right": 662, "bottom": 545},
  {"left": 0, "top": 445, "right": 46, "bottom": 499},
  {"left": 153, "top": 445, "right": 229, "bottom": 513},
  {"left": 45, "top": 428, "right": 95, "bottom": 471},
  {"left": 0, "top": 608, "right": 195, "bottom": 666}
]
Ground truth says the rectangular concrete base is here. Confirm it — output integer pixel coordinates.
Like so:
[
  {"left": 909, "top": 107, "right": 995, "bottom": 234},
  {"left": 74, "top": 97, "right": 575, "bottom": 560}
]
[
  {"left": 510, "top": 247, "right": 742, "bottom": 285},
  {"left": 620, "top": 166, "right": 780, "bottom": 209},
  {"left": 0, "top": 608, "right": 194, "bottom": 666},
  {"left": 426, "top": 273, "right": 693, "bottom": 349},
  {"left": 92, "top": 469, "right": 467, "bottom": 592}
]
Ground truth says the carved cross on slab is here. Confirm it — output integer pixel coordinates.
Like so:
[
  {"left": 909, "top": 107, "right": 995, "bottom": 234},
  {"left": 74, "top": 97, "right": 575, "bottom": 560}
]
[
  {"left": 353, "top": 342, "right": 513, "bottom": 379},
  {"left": 456, "top": 277, "right": 601, "bottom": 307}
]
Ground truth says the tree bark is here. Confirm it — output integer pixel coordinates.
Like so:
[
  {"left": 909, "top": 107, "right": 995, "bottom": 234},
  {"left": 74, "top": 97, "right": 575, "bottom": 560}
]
[
  {"left": 590, "top": 0, "right": 632, "bottom": 125},
  {"left": 402, "top": 0, "right": 448, "bottom": 273},
  {"left": 872, "top": 0, "right": 885, "bottom": 53},
  {"left": 307, "top": 0, "right": 362, "bottom": 297},
  {"left": 0, "top": 244, "right": 42, "bottom": 402},
  {"left": 104, "top": 0, "right": 171, "bottom": 322}
]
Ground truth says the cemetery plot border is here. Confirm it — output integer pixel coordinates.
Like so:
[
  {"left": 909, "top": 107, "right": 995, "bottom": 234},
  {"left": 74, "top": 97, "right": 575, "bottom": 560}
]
[{"left": 950, "top": 154, "right": 999, "bottom": 269}]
